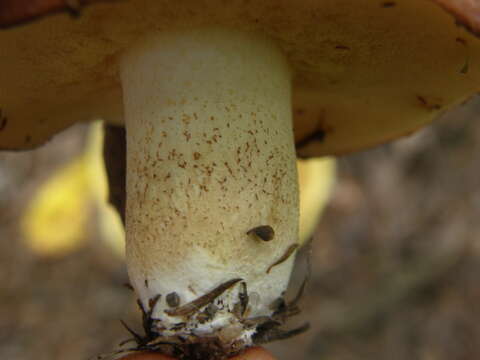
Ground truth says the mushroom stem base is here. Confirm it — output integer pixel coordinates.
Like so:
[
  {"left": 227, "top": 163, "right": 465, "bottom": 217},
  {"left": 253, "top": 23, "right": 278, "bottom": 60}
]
[{"left": 120, "top": 27, "right": 300, "bottom": 355}]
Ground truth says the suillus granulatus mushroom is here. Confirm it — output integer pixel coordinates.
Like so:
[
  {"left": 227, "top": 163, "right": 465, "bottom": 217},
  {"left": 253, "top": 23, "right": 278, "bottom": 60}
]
[{"left": 2, "top": 1, "right": 480, "bottom": 359}]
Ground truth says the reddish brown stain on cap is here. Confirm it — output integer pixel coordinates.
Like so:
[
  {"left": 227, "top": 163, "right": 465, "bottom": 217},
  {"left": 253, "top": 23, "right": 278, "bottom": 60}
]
[{"left": 433, "top": 0, "right": 480, "bottom": 35}]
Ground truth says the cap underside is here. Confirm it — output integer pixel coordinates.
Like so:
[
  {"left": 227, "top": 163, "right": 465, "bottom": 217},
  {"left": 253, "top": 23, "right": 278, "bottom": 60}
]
[{"left": 1, "top": 0, "right": 480, "bottom": 155}]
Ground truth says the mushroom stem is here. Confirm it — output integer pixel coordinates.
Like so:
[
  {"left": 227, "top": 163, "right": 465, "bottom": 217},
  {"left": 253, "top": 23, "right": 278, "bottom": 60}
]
[{"left": 120, "top": 28, "right": 298, "bottom": 347}]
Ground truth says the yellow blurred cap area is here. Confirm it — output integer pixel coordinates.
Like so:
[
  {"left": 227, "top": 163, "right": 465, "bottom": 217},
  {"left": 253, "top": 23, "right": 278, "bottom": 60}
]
[
  {"left": 298, "top": 157, "right": 336, "bottom": 245},
  {"left": 20, "top": 155, "right": 91, "bottom": 257},
  {"left": 20, "top": 121, "right": 126, "bottom": 258}
]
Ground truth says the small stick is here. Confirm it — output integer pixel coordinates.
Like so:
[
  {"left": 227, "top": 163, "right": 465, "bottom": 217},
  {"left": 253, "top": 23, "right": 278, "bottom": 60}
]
[
  {"left": 120, "top": 320, "right": 143, "bottom": 344},
  {"left": 136, "top": 299, "right": 147, "bottom": 317},
  {"left": 148, "top": 294, "right": 162, "bottom": 315},
  {"left": 136, "top": 294, "right": 161, "bottom": 339},
  {"left": 165, "top": 278, "right": 242, "bottom": 317},
  {"left": 238, "top": 282, "right": 249, "bottom": 317},
  {"left": 118, "top": 338, "right": 136, "bottom": 347},
  {"left": 266, "top": 244, "right": 299, "bottom": 274},
  {"left": 242, "top": 316, "right": 280, "bottom": 328}
]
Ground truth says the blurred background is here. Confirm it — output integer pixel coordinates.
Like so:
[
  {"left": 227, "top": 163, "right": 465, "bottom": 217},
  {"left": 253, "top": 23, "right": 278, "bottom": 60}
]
[{"left": 0, "top": 97, "right": 479, "bottom": 360}]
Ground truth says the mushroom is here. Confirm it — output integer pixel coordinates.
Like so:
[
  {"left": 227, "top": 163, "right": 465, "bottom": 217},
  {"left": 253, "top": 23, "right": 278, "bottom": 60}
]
[
  {"left": 1, "top": 0, "right": 480, "bottom": 358},
  {"left": 298, "top": 158, "right": 336, "bottom": 245}
]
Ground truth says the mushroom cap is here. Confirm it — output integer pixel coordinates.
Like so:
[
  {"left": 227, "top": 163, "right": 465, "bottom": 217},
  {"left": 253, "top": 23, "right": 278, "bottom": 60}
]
[
  {"left": 1, "top": 0, "right": 480, "bottom": 155},
  {"left": 432, "top": 0, "right": 480, "bottom": 36}
]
